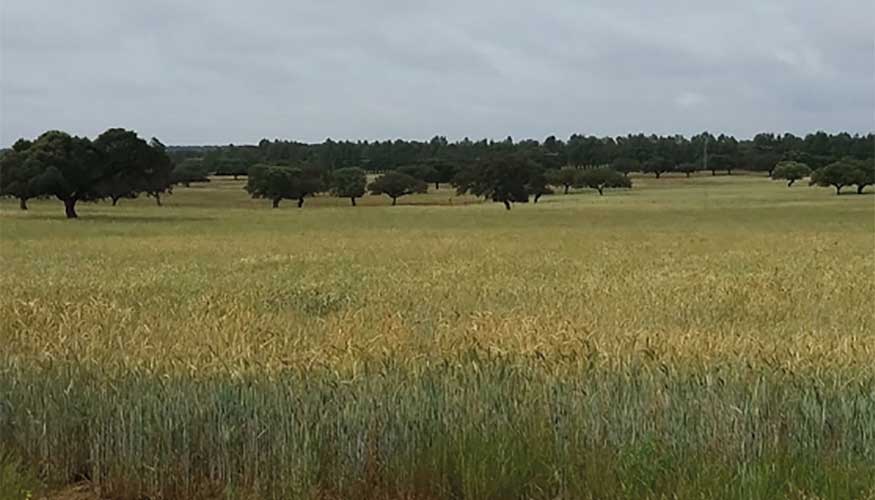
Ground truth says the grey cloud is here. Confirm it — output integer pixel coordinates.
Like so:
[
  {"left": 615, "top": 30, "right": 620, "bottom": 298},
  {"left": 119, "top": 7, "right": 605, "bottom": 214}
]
[{"left": 1, "top": 0, "right": 872, "bottom": 146}]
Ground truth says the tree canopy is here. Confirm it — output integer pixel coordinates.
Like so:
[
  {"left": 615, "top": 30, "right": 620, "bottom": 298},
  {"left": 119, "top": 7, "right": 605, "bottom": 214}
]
[
  {"left": 453, "top": 154, "right": 543, "bottom": 210},
  {"left": 771, "top": 161, "right": 811, "bottom": 187},
  {"left": 329, "top": 167, "right": 367, "bottom": 206},
  {"left": 368, "top": 171, "right": 427, "bottom": 205},
  {"left": 246, "top": 164, "right": 324, "bottom": 207},
  {"left": 809, "top": 160, "right": 862, "bottom": 195},
  {"left": 574, "top": 167, "right": 632, "bottom": 195}
]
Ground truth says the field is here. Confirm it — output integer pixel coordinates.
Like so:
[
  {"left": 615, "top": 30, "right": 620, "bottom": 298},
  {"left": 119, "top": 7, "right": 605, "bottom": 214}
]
[{"left": 1, "top": 174, "right": 874, "bottom": 499}]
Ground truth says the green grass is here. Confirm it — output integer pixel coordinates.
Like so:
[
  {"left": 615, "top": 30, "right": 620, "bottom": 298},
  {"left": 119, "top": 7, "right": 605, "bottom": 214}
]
[{"left": 1, "top": 173, "right": 873, "bottom": 499}]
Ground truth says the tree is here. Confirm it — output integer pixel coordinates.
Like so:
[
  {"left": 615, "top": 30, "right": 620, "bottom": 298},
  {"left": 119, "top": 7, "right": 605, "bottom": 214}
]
[
  {"left": 610, "top": 157, "right": 639, "bottom": 177},
  {"left": 453, "top": 154, "right": 540, "bottom": 210},
  {"left": 330, "top": 167, "right": 367, "bottom": 206},
  {"left": 171, "top": 159, "right": 211, "bottom": 187},
  {"left": 574, "top": 167, "right": 632, "bottom": 195},
  {"left": 397, "top": 164, "right": 439, "bottom": 190},
  {"left": 771, "top": 161, "right": 811, "bottom": 187},
  {"left": 641, "top": 157, "right": 670, "bottom": 178},
  {"left": 709, "top": 154, "right": 736, "bottom": 175},
  {"left": 0, "top": 139, "right": 40, "bottom": 209},
  {"left": 214, "top": 159, "right": 249, "bottom": 179},
  {"left": 527, "top": 168, "right": 553, "bottom": 203},
  {"left": 546, "top": 166, "right": 578, "bottom": 194},
  {"left": 94, "top": 132, "right": 174, "bottom": 206},
  {"left": 3, "top": 129, "right": 166, "bottom": 218},
  {"left": 675, "top": 162, "right": 699, "bottom": 178},
  {"left": 850, "top": 159, "right": 874, "bottom": 194},
  {"left": 809, "top": 160, "right": 859, "bottom": 195},
  {"left": 368, "top": 171, "right": 427, "bottom": 205},
  {"left": 246, "top": 164, "right": 323, "bottom": 207}
]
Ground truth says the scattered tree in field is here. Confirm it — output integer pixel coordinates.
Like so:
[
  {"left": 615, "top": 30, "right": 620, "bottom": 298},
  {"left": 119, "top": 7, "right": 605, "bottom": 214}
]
[
  {"left": 171, "top": 159, "right": 211, "bottom": 187},
  {"left": 0, "top": 139, "right": 40, "bottom": 209},
  {"left": 330, "top": 167, "right": 367, "bottom": 206},
  {"left": 771, "top": 161, "right": 811, "bottom": 187},
  {"left": 368, "top": 171, "right": 427, "bottom": 205},
  {"left": 574, "top": 167, "right": 632, "bottom": 195},
  {"left": 611, "top": 157, "right": 639, "bottom": 177},
  {"left": 546, "top": 166, "right": 578, "bottom": 194},
  {"left": 675, "top": 162, "right": 699, "bottom": 178},
  {"left": 641, "top": 157, "right": 670, "bottom": 178},
  {"left": 94, "top": 131, "right": 174, "bottom": 206},
  {"left": 708, "top": 154, "right": 737, "bottom": 175},
  {"left": 397, "top": 164, "right": 439, "bottom": 190},
  {"left": 527, "top": 168, "right": 553, "bottom": 203},
  {"left": 0, "top": 129, "right": 171, "bottom": 218},
  {"left": 851, "top": 159, "right": 874, "bottom": 194},
  {"left": 453, "top": 154, "right": 541, "bottom": 209},
  {"left": 809, "top": 160, "right": 859, "bottom": 195},
  {"left": 214, "top": 159, "right": 249, "bottom": 179},
  {"left": 246, "top": 164, "right": 324, "bottom": 207}
]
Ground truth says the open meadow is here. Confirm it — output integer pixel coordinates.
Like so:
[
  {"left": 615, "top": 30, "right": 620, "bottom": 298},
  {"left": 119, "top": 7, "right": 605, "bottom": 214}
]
[{"left": 1, "top": 173, "right": 874, "bottom": 499}]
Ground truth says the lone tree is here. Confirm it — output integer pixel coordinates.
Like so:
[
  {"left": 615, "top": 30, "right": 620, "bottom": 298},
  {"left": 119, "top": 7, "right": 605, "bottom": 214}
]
[
  {"left": 0, "top": 139, "right": 40, "bottom": 209},
  {"left": 675, "top": 162, "right": 699, "bottom": 178},
  {"left": 171, "top": 159, "right": 211, "bottom": 187},
  {"left": 453, "top": 154, "right": 540, "bottom": 210},
  {"left": 851, "top": 160, "right": 874, "bottom": 194},
  {"left": 214, "top": 159, "right": 249, "bottom": 179},
  {"left": 330, "top": 167, "right": 367, "bottom": 206},
  {"left": 368, "top": 171, "right": 427, "bottom": 205},
  {"left": 771, "top": 161, "right": 811, "bottom": 187},
  {"left": 641, "top": 157, "right": 671, "bottom": 178},
  {"left": 246, "top": 164, "right": 323, "bottom": 207},
  {"left": 611, "top": 157, "right": 639, "bottom": 177},
  {"left": 809, "top": 160, "right": 859, "bottom": 195},
  {"left": 574, "top": 167, "right": 632, "bottom": 195},
  {"left": 0, "top": 129, "right": 171, "bottom": 218},
  {"left": 95, "top": 132, "right": 174, "bottom": 206},
  {"left": 546, "top": 166, "right": 578, "bottom": 194}
]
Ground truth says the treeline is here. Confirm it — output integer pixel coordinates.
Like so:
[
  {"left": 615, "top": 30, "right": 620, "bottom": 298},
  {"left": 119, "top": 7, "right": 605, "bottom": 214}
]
[
  {"left": 183, "top": 131, "right": 874, "bottom": 178},
  {"left": 1, "top": 130, "right": 872, "bottom": 217}
]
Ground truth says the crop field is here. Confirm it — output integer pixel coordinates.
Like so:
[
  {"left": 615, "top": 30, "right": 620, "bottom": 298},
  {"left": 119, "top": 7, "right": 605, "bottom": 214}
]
[{"left": 1, "top": 174, "right": 874, "bottom": 499}]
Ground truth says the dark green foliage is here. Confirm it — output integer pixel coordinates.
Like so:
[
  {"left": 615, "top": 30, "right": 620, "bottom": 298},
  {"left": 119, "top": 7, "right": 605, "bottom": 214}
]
[
  {"left": 771, "top": 161, "right": 811, "bottom": 187},
  {"left": 213, "top": 158, "right": 250, "bottom": 179},
  {"left": 574, "top": 167, "right": 632, "bottom": 195},
  {"left": 0, "top": 129, "right": 171, "bottom": 218},
  {"left": 545, "top": 166, "right": 578, "bottom": 194},
  {"left": 453, "top": 154, "right": 542, "bottom": 209},
  {"left": 368, "top": 171, "right": 427, "bottom": 205},
  {"left": 675, "top": 162, "right": 699, "bottom": 178},
  {"left": 396, "top": 164, "right": 439, "bottom": 190},
  {"left": 851, "top": 159, "right": 874, "bottom": 194},
  {"left": 611, "top": 157, "right": 639, "bottom": 176},
  {"left": 642, "top": 156, "right": 671, "bottom": 178},
  {"left": 329, "top": 167, "right": 367, "bottom": 206},
  {"left": 171, "top": 159, "right": 211, "bottom": 187},
  {"left": 246, "top": 164, "right": 324, "bottom": 208},
  {"left": 809, "top": 160, "right": 865, "bottom": 195}
]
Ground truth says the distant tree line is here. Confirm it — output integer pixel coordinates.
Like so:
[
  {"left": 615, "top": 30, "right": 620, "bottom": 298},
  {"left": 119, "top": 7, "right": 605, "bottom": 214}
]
[{"left": 2, "top": 130, "right": 872, "bottom": 217}]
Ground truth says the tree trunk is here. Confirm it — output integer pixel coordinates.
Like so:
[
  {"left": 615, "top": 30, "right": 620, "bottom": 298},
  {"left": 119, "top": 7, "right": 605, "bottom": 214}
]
[
  {"left": 297, "top": 197, "right": 304, "bottom": 208},
  {"left": 350, "top": 197, "right": 356, "bottom": 206},
  {"left": 154, "top": 193, "right": 162, "bottom": 206},
  {"left": 835, "top": 184, "right": 843, "bottom": 195},
  {"left": 64, "top": 198, "right": 78, "bottom": 219},
  {"left": 727, "top": 169, "right": 732, "bottom": 175},
  {"left": 19, "top": 198, "right": 27, "bottom": 210},
  {"left": 233, "top": 175, "right": 238, "bottom": 180},
  {"left": 788, "top": 179, "right": 795, "bottom": 187},
  {"left": 503, "top": 199, "right": 511, "bottom": 210},
  {"left": 391, "top": 197, "right": 397, "bottom": 206},
  {"left": 655, "top": 172, "right": 661, "bottom": 179},
  {"left": 183, "top": 182, "right": 190, "bottom": 188},
  {"left": 435, "top": 182, "right": 440, "bottom": 190},
  {"left": 534, "top": 193, "right": 541, "bottom": 203},
  {"left": 597, "top": 186, "right": 604, "bottom": 196},
  {"left": 685, "top": 172, "right": 691, "bottom": 178},
  {"left": 564, "top": 185, "right": 569, "bottom": 194},
  {"left": 272, "top": 198, "right": 280, "bottom": 208},
  {"left": 111, "top": 196, "right": 120, "bottom": 206},
  {"left": 857, "top": 184, "right": 866, "bottom": 194},
  {"left": 711, "top": 170, "right": 717, "bottom": 176}
]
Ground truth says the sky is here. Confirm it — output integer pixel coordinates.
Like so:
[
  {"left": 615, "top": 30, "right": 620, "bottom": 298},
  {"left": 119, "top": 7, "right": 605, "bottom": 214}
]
[{"left": 1, "top": 0, "right": 873, "bottom": 146}]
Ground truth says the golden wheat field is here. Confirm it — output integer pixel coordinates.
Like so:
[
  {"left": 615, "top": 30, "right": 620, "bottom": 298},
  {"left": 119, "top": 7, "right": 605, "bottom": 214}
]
[{"left": 1, "top": 173, "right": 874, "bottom": 500}]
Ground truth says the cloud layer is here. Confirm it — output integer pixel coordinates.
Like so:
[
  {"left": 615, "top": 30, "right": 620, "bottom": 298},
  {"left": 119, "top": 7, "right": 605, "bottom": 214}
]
[{"left": 2, "top": 0, "right": 872, "bottom": 145}]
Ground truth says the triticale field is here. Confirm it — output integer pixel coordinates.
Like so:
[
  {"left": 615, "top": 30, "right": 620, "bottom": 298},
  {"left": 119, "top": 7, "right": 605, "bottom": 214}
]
[{"left": 1, "top": 174, "right": 874, "bottom": 499}]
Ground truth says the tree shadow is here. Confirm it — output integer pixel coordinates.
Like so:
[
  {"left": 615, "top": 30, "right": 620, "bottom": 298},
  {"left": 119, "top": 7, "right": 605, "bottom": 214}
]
[{"left": 7, "top": 213, "right": 214, "bottom": 223}]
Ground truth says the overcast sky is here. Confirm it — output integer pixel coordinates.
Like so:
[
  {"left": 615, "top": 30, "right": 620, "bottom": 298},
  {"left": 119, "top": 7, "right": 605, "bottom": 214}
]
[{"left": 1, "top": 1, "right": 872, "bottom": 146}]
